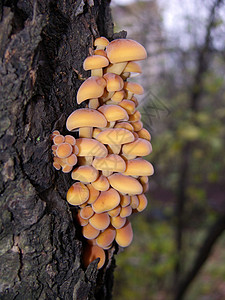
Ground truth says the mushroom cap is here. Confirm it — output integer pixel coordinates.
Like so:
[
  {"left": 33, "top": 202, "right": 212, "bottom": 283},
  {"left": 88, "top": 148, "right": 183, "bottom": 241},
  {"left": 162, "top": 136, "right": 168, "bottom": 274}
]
[
  {"left": 83, "top": 55, "right": 109, "bottom": 71},
  {"left": 106, "top": 39, "right": 147, "bottom": 64},
  {"left": 95, "top": 128, "right": 135, "bottom": 145},
  {"left": 108, "top": 173, "right": 143, "bottom": 195},
  {"left": 137, "top": 194, "right": 148, "bottom": 212},
  {"left": 76, "top": 138, "right": 108, "bottom": 157},
  {"left": 114, "top": 122, "right": 134, "bottom": 131},
  {"left": 122, "top": 138, "right": 152, "bottom": 157},
  {"left": 115, "top": 219, "right": 133, "bottom": 247},
  {"left": 111, "top": 215, "right": 126, "bottom": 229},
  {"left": 94, "top": 49, "right": 107, "bottom": 57},
  {"left": 130, "top": 195, "right": 139, "bottom": 209},
  {"left": 67, "top": 182, "right": 89, "bottom": 206},
  {"left": 65, "top": 135, "right": 76, "bottom": 145},
  {"left": 92, "top": 188, "right": 121, "bottom": 213},
  {"left": 71, "top": 165, "right": 99, "bottom": 183},
  {"left": 86, "top": 184, "right": 100, "bottom": 204},
  {"left": 129, "top": 110, "right": 141, "bottom": 122},
  {"left": 120, "top": 195, "right": 131, "bottom": 207},
  {"left": 77, "top": 76, "right": 106, "bottom": 104},
  {"left": 132, "top": 120, "right": 143, "bottom": 131},
  {"left": 103, "top": 73, "right": 124, "bottom": 92},
  {"left": 124, "top": 82, "right": 144, "bottom": 95},
  {"left": 82, "top": 223, "right": 100, "bottom": 240},
  {"left": 94, "top": 37, "right": 109, "bottom": 48},
  {"left": 120, "top": 205, "right": 132, "bottom": 218},
  {"left": 91, "top": 175, "right": 110, "bottom": 191},
  {"left": 111, "top": 90, "right": 125, "bottom": 102},
  {"left": 66, "top": 108, "right": 107, "bottom": 131},
  {"left": 137, "top": 128, "right": 151, "bottom": 141},
  {"left": 76, "top": 211, "right": 89, "bottom": 226},
  {"left": 123, "top": 61, "right": 142, "bottom": 74},
  {"left": 108, "top": 205, "right": 121, "bottom": 217},
  {"left": 92, "top": 154, "right": 126, "bottom": 173},
  {"left": 53, "top": 134, "right": 65, "bottom": 145},
  {"left": 80, "top": 205, "right": 94, "bottom": 219},
  {"left": 66, "top": 154, "right": 78, "bottom": 166},
  {"left": 56, "top": 143, "right": 73, "bottom": 158},
  {"left": 123, "top": 158, "right": 154, "bottom": 176},
  {"left": 118, "top": 100, "right": 136, "bottom": 115},
  {"left": 98, "top": 105, "right": 128, "bottom": 122},
  {"left": 96, "top": 226, "right": 116, "bottom": 249},
  {"left": 83, "top": 244, "right": 106, "bottom": 269},
  {"left": 89, "top": 212, "right": 110, "bottom": 230}
]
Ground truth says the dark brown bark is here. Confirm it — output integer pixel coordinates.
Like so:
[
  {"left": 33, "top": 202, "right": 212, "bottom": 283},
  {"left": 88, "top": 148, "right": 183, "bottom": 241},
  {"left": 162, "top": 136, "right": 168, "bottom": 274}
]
[{"left": 0, "top": 1, "right": 125, "bottom": 299}]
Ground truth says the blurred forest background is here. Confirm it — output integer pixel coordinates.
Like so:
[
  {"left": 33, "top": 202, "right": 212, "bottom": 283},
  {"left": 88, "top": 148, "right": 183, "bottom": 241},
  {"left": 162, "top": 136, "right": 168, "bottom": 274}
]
[{"left": 111, "top": 0, "right": 225, "bottom": 299}]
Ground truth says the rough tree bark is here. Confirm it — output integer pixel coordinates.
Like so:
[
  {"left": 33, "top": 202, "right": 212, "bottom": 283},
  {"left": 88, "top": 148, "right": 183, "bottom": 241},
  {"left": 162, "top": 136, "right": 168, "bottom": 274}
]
[{"left": 0, "top": 1, "right": 126, "bottom": 299}]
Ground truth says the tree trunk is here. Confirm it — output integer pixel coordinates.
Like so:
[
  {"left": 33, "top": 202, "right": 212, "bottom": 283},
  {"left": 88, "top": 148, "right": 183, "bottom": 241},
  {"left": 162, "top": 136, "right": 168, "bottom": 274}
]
[{"left": 0, "top": 1, "right": 125, "bottom": 299}]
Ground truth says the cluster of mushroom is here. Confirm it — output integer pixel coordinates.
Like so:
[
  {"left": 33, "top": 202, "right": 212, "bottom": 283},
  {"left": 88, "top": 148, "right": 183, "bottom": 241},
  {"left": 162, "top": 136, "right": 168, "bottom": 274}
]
[{"left": 52, "top": 37, "right": 154, "bottom": 269}]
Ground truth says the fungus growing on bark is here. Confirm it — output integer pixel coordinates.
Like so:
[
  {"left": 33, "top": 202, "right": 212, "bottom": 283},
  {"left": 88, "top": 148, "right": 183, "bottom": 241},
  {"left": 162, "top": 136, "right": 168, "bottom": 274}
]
[{"left": 51, "top": 36, "right": 154, "bottom": 270}]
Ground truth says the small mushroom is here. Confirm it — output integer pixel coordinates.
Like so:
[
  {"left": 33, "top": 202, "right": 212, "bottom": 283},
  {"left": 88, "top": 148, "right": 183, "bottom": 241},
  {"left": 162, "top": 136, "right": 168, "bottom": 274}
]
[
  {"left": 111, "top": 215, "right": 126, "bottom": 229},
  {"left": 94, "top": 36, "right": 109, "bottom": 50},
  {"left": 124, "top": 82, "right": 144, "bottom": 100},
  {"left": 83, "top": 244, "right": 106, "bottom": 269},
  {"left": 98, "top": 104, "right": 128, "bottom": 127},
  {"left": 136, "top": 194, "right": 148, "bottom": 212},
  {"left": 137, "top": 128, "right": 151, "bottom": 141},
  {"left": 83, "top": 55, "right": 109, "bottom": 77}
]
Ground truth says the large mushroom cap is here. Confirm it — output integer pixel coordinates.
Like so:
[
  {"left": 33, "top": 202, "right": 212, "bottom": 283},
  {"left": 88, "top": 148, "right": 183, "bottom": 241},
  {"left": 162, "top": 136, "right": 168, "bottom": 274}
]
[
  {"left": 89, "top": 212, "right": 110, "bottom": 230},
  {"left": 108, "top": 173, "right": 143, "bottom": 195},
  {"left": 92, "top": 154, "right": 126, "bottom": 173},
  {"left": 92, "top": 188, "right": 121, "bottom": 213},
  {"left": 71, "top": 165, "right": 99, "bottom": 183},
  {"left": 98, "top": 105, "right": 128, "bottom": 122},
  {"left": 83, "top": 55, "right": 109, "bottom": 71},
  {"left": 95, "top": 128, "right": 135, "bottom": 145},
  {"left": 106, "top": 39, "right": 147, "bottom": 64},
  {"left": 77, "top": 76, "right": 106, "bottom": 104},
  {"left": 122, "top": 138, "right": 152, "bottom": 157},
  {"left": 76, "top": 138, "right": 108, "bottom": 157},
  {"left": 123, "top": 158, "right": 154, "bottom": 176},
  {"left": 66, "top": 108, "right": 107, "bottom": 131}
]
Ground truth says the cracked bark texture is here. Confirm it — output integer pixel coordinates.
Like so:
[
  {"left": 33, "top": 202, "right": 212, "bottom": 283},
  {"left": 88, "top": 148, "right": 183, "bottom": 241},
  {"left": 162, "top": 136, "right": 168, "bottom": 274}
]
[{"left": 0, "top": 1, "right": 126, "bottom": 299}]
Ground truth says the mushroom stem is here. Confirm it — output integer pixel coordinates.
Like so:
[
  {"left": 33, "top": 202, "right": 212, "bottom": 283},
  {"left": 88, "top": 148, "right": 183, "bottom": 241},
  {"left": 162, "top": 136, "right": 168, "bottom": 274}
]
[
  {"left": 79, "top": 127, "right": 93, "bottom": 138},
  {"left": 109, "top": 121, "right": 116, "bottom": 128},
  {"left": 121, "top": 72, "right": 130, "bottom": 80},
  {"left": 105, "top": 62, "right": 128, "bottom": 75},
  {"left": 101, "top": 91, "right": 115, "bottom": 102},
  {"left": 78, "top": 156, "right": 93, "bottom": 166},
  {"left": 91, "top": 69, "right": 103, "bottom": 77},
  {"left": 108, "top": 144, "right": 121, "bottom": 155},
  {"left": 126, "top": 91, "right": 133, "bottom": 100},
  {"left": 88, "top": 98, "right": 99, "bottom": 109}
]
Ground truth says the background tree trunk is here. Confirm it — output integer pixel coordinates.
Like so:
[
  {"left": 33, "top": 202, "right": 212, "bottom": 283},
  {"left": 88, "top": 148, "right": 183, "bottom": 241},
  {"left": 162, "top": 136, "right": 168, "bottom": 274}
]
[{"left": 0, "top": 1, "right": 126, "bottom": 299}]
